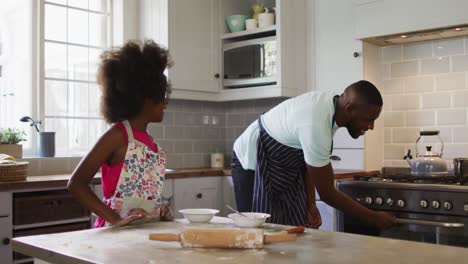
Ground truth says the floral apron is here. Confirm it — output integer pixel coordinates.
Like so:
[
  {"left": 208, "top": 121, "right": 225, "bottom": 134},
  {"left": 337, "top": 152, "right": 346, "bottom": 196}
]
[{"left": 103, "top": 120, "right": 166, "bottom": 226}]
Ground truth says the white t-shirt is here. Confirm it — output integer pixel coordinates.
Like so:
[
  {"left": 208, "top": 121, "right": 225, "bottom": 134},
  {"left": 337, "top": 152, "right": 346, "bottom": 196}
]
[{"left": 233, "top": 91, "right": 340, "bottom": 170}]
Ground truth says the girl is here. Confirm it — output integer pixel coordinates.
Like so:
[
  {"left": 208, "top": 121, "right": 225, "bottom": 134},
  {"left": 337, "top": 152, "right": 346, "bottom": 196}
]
[{"left": 68, "top": 40, "right": 173, "bottom": 227}]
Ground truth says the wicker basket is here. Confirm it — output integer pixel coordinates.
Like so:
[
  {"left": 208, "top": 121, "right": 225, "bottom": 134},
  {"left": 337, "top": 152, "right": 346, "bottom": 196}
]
[{"left": 0, "top": 161, "right": 28, "bottom": 182}]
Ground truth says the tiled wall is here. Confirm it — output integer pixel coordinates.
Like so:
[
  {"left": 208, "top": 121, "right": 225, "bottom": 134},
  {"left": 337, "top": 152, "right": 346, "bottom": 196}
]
[{"left": 382, "top": 36, "right": 468, "bottom": 167}]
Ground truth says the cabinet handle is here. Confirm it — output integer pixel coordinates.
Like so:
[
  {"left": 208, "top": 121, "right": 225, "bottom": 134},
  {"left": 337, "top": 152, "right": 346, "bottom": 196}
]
[
  {"left": 2, "top": 238, "right": 10, "bottom": 245},
  {"left": 353, "top": 52, "right": 360, "bottom": 58},
  {"left": 330, "top": 155, "right": 341, "bottom": 161},
  {"left": 214, "top": 73, "right": 220, "bottom": 79},
  {"left": 196, "top": 193, "right": 203, "bottom": 199}
]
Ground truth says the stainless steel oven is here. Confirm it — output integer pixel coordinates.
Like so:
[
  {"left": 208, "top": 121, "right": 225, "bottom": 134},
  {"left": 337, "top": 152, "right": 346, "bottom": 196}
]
[{"left": 337, "top": 178, "right": 468, "bottom": 247}]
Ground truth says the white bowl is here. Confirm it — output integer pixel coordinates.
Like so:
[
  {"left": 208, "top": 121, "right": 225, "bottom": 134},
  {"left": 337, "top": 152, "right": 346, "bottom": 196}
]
[
  {"left": 178, "top": 208, "right": 219, "bottom": 223},
  {"left": 228, "top": 212, "right": 271, "bottom": 227}
]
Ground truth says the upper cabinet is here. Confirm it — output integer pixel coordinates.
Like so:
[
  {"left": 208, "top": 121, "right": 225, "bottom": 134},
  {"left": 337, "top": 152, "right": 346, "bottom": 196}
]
[
  {"left": 354, "top": 0, "right": 468, "bottom": 39},
  {"left": 139, "top": 0, "right": 308, "bottom": 101}
]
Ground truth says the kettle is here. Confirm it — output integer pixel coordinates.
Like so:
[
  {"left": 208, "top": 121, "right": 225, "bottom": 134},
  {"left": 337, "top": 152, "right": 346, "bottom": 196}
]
[{"left": 403, "top": 130, "right": 448, "bottom": 176}]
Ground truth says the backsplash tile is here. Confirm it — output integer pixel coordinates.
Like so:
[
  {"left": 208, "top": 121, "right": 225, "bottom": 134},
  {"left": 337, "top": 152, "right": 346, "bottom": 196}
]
[{"left": 383, "top": 36, "right": 468, "bottom": 167}]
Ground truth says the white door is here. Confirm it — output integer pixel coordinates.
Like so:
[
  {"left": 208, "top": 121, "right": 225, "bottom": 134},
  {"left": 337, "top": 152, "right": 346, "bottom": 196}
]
[{"left": 168, "top": 0, "right": 220, "bottom": 93}]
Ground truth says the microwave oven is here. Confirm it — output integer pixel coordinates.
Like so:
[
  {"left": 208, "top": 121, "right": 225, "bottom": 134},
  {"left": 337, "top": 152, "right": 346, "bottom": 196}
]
[{"left": 223, "top": 36, "right": 277, "bottom": 88}]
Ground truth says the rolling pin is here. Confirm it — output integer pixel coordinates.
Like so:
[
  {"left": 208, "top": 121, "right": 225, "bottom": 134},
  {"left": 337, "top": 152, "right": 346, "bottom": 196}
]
[{"left": 149, "top": 226, "right": 304, "bottom": 249}]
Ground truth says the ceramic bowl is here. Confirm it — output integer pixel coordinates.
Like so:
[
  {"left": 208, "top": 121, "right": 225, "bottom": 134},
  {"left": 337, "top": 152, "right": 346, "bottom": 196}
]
[
  {"left": 178, "top": 208, "right": 219, "bottom": 223},
  {"left": 228, "top": 212, "right": 271, "bottom": 227}
]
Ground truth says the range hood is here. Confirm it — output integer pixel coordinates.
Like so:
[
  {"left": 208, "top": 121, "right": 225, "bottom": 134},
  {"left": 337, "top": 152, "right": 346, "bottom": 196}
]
[{"left": 362, "top": 24, "right": 468, "bottom": 46}]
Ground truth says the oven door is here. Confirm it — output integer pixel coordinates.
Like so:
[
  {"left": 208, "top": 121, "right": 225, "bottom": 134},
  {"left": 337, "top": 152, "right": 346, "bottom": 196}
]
[{"left": 338, "top": 212, "right": 468, "bottom": 247}]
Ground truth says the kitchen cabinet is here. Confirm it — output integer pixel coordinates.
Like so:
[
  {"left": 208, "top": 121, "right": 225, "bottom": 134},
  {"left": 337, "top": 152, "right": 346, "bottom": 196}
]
[
  {"left": 315, "top": 0, "right": 383, "bottom": 171},
  {"left": 173, "top": 176, "right": 223, "bottom": 218},
  {"left": 221, "top": 176, "right": 236, "bottom": 216},
  {"left": 7, "top": 188, "right": 90, "bottom": 264},
  {"left": 354, "top": 0, "right": 468, "bottom": 39},
  {"left": 0, "top": 192, "right": 12, "bottom": 264},
  {"left": 140, "top": 0, "right": 308, "bottom": 101},
  {"left": 316, "top": 201, "right": 336, "bottom": 231}
]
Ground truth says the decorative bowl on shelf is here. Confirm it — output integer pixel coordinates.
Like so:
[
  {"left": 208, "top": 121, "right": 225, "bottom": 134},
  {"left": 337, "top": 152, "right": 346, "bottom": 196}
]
[
  {"left": 178, "top": 208, "right": 220, "bottom": 223},
  {"left": 226, "top": 15, "right": 247, "bottom": 32}
]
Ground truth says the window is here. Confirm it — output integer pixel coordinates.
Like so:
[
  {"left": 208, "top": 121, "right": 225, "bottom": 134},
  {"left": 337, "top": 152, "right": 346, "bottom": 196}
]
[
  {"left": 0, "top": 0, "right": 33, "bottom": 151},
  {"left": 42, "top": 0, "right": 112, "bottom": 156}
]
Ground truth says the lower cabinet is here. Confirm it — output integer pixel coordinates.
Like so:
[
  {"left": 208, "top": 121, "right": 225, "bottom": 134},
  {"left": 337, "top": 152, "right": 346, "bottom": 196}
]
[
  {"left": 316, "top": 201, "right": 337, "bottom": 231},
  {"left": 173, "top": 177, "right": 223, "bottom": 219},
  {"left": 0, "top": 216, "right": 12, "bottom": 264}
]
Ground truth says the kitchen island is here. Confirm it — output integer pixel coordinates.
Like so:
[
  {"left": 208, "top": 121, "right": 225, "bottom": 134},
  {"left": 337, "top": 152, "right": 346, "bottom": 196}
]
[{"left": 12, "top": 217, "right": 468, "bottom": 264}]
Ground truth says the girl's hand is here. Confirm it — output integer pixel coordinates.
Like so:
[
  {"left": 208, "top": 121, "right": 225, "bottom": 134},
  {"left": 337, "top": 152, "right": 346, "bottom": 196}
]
[
  {"left": 160, "top": 206, "right": 174, "bottom": 221},
  {"left": 305, "top": 205, "right": 322, "bottom": 229},
  {"left": 113, "top": 208, "right": 152, "bottom": 227}
]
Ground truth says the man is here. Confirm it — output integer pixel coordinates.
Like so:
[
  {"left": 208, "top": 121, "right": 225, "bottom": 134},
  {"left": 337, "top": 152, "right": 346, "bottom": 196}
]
[{"left": 231, "top": 80, "right": 395, "bottom": 229}]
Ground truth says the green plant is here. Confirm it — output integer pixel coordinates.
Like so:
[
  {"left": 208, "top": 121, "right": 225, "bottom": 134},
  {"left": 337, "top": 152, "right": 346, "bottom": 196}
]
[{"left": 0, "top": 128, "right": 27, "bottom": 144}]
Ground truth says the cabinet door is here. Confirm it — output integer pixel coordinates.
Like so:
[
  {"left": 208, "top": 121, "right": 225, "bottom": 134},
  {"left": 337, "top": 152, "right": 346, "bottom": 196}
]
[
  {"left": 0, "top": 192, "right": 12, "bottom": 216},
  {"left": 0, "top": 217, "right": 12, "bottom": 264},
  {"left": 168, "top": 0, "right": 220, "bottom": 93},
  {"left": 173, "top": 177, "right": 222, "bottom": 218},
  {"left": 315, "top": 0, "right": 362, "bottom": 94},
  {"left": 316, "top": 201, "right": 336, "bottom": 231},
  {"left": 221, "top": 176, "right": 236, "bottom": 217}
]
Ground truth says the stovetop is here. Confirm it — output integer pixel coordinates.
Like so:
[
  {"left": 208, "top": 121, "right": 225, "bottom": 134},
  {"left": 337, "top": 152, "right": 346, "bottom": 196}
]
[{"left": 338, "top": 174, "right": 468, "bottom": 216}]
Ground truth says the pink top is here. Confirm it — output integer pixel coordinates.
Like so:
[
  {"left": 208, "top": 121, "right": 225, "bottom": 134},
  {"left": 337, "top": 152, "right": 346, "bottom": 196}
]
[{"left": 95, "top": 122, "right": 157, "bottom": 227}]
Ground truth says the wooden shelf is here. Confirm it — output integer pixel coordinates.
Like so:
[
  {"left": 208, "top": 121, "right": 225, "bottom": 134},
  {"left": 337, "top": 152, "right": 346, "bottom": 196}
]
[{"left": 221, "top": 25, "right": 277, "bottom": 40}]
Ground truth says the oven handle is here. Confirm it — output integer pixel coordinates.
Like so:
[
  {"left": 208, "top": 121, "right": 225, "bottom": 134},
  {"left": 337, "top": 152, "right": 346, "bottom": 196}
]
[{"left": 396, "top": 218, "right": 464, "bottom": 228}]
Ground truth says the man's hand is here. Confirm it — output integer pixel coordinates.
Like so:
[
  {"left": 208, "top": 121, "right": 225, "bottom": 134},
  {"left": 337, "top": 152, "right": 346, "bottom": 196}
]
[
  {"left": 113, "top": 208, "right": 152, "bottom": 227},
  {"left": 371, "top": 211, "right": 396, "bottom": 230},
  {"left": 160, "top": 205, "right": 174, "bottom": 221},
  {"left": 305, "top": 205, "right": 322, "bottom": 229}
]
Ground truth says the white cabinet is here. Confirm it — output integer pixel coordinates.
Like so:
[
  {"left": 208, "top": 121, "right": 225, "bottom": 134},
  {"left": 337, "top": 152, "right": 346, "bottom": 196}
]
[
  {"left": 221, "top": 176, "right": 236, "bottom": 217},
  {"left": 0, "top": 192, "right": 12, "bottom": 264},
  {"left": 316, "top": 0, "right": 383, "bottom": 171},
  {"left": 316, "top": 201, "right": 336, "bottom": 231},
  {"left": 354, "top": 0, "right": 468, "bottom": 39},
  {"left": 140, "top": 0, "right": 307, "bottom": 101},
  {"left": 173, "top": 177, "right": 223, "bottom": 218}
]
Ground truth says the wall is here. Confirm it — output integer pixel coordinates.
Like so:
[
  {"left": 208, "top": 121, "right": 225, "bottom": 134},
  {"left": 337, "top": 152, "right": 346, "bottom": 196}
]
[{"left": 381, "top": 36, "right": 468, "bottom": 167}]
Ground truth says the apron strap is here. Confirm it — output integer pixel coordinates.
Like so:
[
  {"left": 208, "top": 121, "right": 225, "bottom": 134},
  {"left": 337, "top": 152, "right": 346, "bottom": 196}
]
[{"left": 122, "top": 120, "right": 135, "bottom": 142}]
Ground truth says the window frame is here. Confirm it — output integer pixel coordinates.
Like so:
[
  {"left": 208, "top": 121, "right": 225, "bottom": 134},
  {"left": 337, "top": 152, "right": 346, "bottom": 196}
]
[{"left": 35, "top": 0, "right": 113, "bottom": 157}]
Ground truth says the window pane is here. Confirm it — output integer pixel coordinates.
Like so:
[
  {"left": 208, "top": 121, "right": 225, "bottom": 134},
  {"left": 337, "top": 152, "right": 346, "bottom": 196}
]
[
  {"left": 45, "top": 42, "right": 67, "bottom": 79},
  {"left": 68, "top": 118, "right": 89, "bottom": 155},
  {"left": 68, "top": 45, "right": 89, "bottom": 81},
  {"left": 68, "top": 9, "right": 89, "bottom": 45},
  {"left": 45, "top": 80, "right": 67, "bottom": 116},
  {"left": 89, "top": 84, "right": 101, "bottom": 117},
  {"left": 89, "top": 0, "right": 108, "bottom": 12},
  {"left": 88, "top": 119, "right": 108, "bottom": 146},
  {"left": 89, "top": 48, "right": 102, "bottom": 82},
  {"left": 68, "top": 82, "right": 89, "bottom": 117},
  {"left": 68, "top": 0, "right": 88, "bottom": 10},
  {"left": 89, "top": 13, "right": 107, "bottom": 47},
  {"left": 44, "top": 118, "right": 68, "bottom": 155},
  {"left": 45, "top": 4, "right": 66, "bottom": 42}
]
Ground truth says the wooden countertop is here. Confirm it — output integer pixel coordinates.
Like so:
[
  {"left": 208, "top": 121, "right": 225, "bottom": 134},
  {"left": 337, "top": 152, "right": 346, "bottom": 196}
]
[
  {"left": 0, "top": 168, "right": 376, "bottom": 191},
  {"left": 12, "top": 217, "right": 468, "bottom": 264}
]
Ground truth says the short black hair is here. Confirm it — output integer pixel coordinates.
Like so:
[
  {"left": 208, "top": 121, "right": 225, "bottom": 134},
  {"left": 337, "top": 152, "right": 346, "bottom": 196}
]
[
  {"left": 98, "top": 39, "right": 172, "bottom": 123},
  {"left": 348, "top": 80, "right": 383, "bottom": 106}
]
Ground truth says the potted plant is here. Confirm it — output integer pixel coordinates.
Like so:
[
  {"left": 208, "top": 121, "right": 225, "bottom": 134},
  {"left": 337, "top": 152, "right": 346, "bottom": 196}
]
[{"left": 0, "top": 128, "right": 26, "bottom": 158}]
